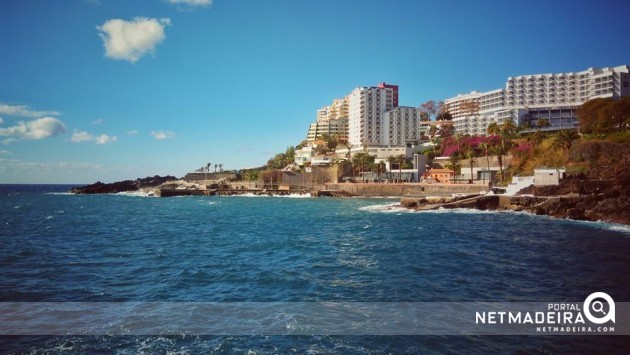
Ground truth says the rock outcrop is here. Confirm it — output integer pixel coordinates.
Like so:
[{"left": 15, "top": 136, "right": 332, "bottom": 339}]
[{"left": 71, "top": 175, "right": 179, "bottom": 194}]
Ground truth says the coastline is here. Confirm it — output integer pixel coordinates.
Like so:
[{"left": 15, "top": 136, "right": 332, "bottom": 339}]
[{"left": 69, "top": 176, "right": 629, "bottom": 226}]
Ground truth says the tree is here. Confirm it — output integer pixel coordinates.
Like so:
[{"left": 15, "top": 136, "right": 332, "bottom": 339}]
[
  {"left": 487, "top": 122, "right": 499, "bottom": 136},
  {"left": 447, "top": 152, "right": 461, "bottom": 183},
  {"left": 461, "top": 141, "right": 477, "bottom": 183},
  {"left": 435, "top": 111, "right": 453, "bottom": 121},
  {"left": 478, "top": 141, "right": 491, "bottom": 184},
  {"left": 319, "top": 133, "right": 339, "bottom": 152},
  {"left": 552, "top": 129, "right": 580, "bottom": 153},
  {"left": 386, "top": 155, "right": 397, "bottom": 182},
  {"left": 420, "top": 100, "right": 437, "bottom": 119},
  {"left": 439, "top": 123, "right": 454, "bottom": 138},
  {"left": 536, "top": 118, "right": 550, "bottom": 129},
  {"left": 396, "top": 154, "right": 406, "bottom": 183},
  {"left": 430, "top": 135, "right": 441, "bottom": 156},
  {"left": 352, "top": 152, "right": 374, "bottom": 182},
  {"left": 577, "top": 97, "right": 630, "bottom": 134},
  {"left": 419, "top": 111, "right": 430, "bottom": 122},
  {"left": 501, "top": 120, "right": 519, "bottom": 139}
]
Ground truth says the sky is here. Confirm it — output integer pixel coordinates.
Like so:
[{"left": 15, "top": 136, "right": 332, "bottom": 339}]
[{"left": 1, "top": 0, "right": 629, "bottom": 184}]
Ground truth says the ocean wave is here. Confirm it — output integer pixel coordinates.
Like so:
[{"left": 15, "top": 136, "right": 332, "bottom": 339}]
[
  {"left": 413, "top": 207, "right": 630, "bottom": 235},
  {"left": 44, "top": 192, "right": 74, "bottom": 195},
  {"left": 358, "top": 203, "right": 415, "bottom": 213},
  {"left": 115, "top": 191, "right": 156, "bottom": 198},
  {"left": 224, "top": 193, "right": 312, "bottom": 198}
]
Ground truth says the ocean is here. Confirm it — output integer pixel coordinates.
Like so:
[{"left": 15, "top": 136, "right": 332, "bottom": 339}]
[{"left": 1, "top": 184, "right": 629, "bottom": 353}]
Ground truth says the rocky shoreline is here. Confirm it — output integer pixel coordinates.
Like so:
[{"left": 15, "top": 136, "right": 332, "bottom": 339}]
[
  {"left": 70, "top": 175, "right": 178, "bottom": 194},
  {"left": 70, "top": 174, "right": 628, "bottom": 225},
  {"left": 399, "top": 176, "right": 629, "bottom": 225}
]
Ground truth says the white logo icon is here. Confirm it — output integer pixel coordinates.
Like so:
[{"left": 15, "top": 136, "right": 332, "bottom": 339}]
[{"left": 583, "top": 292, "right": 615, "bottom": 324}]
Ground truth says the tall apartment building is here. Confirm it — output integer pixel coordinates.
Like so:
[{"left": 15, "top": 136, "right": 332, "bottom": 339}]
[
  {"left": 377, "top": 82, "right": 399, "bottom": 108},
  {"left": 347, "top": 85, "right": 395, "bottom": 146},
  {"left": 306, "top": 118, "right": 349, "bottom": 142},
  {"left": 446, "top": 65, "right": 630, "bottom": 135},
  {"left": 382, "top": 106, "right": 420, "bottom": 146},
  {"left": 306, "top": 82, "right": 418, "bottom": 156},
  {"left": 316, "top": 97, "right": 349, "bottom": 123}
]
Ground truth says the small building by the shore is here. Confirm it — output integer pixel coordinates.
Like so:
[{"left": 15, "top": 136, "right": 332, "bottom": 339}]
[
  {"left": 534, "top": 168, "right": 566, "bottom": 186},
  {"left": 423, "top": 168, "right": 455, "bottom": 183}
]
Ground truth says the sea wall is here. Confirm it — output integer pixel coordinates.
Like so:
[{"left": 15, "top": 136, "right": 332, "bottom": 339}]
[{"left": 324, "top": 183, "right": 487, "bottom": 197}]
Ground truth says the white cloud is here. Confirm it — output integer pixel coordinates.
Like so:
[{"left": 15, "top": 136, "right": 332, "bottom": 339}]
[
  {"left": 70, "top": 130, "right": 117, "bottom": 144},
  {"left": 0, "top": 117, "right": 3, "bottom": 124},
  {"left": 0, "top": 149, "right": 10, "bottom": 156},
  {"left": 168, "top": 0, "right": 212, "bottom": 7},
  {"left": 126, "top": 130, "right": 139, "bottom": 135},
  {"left": 70, "top": 130, "right": 94, "bottom": 142},
  {"left": 95, "top": 134, "right": 118, "bottom": 144},
  {"left": 0, "top": 103, "right": 60, "bottom": 118},
  {"left": 0, "top": 117, "right": 66, "bottom": 144},
  {"left": 97, "top": 17, "right": 171, "bottom": 63},
  {"left": 151, "top": 130, "right": 175, "bottom": 140},
  {"left": 93, "top": 118, "right": 103, "bottom": 125}
]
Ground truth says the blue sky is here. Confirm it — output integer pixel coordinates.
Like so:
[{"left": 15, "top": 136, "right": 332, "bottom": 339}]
[{"left": 1, "top": 0, "right": 629, "bottom": 184}]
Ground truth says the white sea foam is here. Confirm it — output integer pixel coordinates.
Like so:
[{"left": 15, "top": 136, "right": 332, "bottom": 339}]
[
  {"left": 115, "top": 191, "right": 155, "bottom": 197},
  {"left": 358, "top": 202, "right": 415, "bottom": 214},
  {"left": 226, "top": 193, "right": 312, "bottom": 198},
  {"left": 562, "top": 218, "right": 630, "bottom": 235},
  {"left": 370, "top": 204, "right": 630, "bottom": 235}
]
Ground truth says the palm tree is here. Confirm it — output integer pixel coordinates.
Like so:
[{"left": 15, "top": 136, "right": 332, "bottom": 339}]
[
  {"left": 205, "top": 162, "right": 211, "bottom": 180},
  {"left": 462, "top": 144, "right": 476, "bottom": 183},
  {"left": 219, "top": 163, "right": 223, "bottom": 172},
  {"left": 501, "top": 119, "right": 519, "bottom": 139},
  {"left": 396, "top": 154, "right": 406, "bottom": 183},
  {"left": 552, "top": 129, "right": 580, "bottom": 153},
  {"left": 430, "top": 135, "right": 441, "bottom": 156},
  {"left": 378, "top": 161, "right": 386, "bottom": 182},
  {"left": 447, "top": 152, "right": 461, "bottom": 183},
  {"left": 386, "top": 155, "right": 397, "bottom": 182},
  {"left": 487, "top": 122, "right": 499, "bottom": 136},
  {"left": 478, "top": 142, "right": 490, "bottom": 184},
  {"left": 214, "top": 164, "right": 218, "bottom": 172},
  {"left": 452, "top": 133, "right": 465, "bottom": 153},
  {"left": 536, "top": 118, "right": 551, "bottom": 129}
]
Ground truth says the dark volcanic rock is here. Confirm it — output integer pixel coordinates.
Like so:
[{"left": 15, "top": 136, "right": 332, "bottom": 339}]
[{"left": 71, "top": 175, "right": 178, "bottom": 194}]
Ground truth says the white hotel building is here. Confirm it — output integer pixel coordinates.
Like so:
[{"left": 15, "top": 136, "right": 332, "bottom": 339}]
[{"left": 446, "top": 65, "right": 630, "bottom": 136}]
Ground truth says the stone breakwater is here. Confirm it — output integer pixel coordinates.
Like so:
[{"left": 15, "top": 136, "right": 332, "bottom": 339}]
[{"left": 324, "top": 183, "right": 486, "bottom": 197}]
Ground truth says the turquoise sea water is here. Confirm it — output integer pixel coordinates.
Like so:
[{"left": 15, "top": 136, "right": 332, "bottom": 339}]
[{"left": 1, "top": 184, "right": 629, "bottom": 352}]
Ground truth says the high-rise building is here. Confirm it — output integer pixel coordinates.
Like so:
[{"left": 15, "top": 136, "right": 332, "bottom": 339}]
[
  {"left": 347, "top": 85, "right": 394, "bottom": 146},
  {"left": 446, "top": 65, "right": 630, "bottom": 135},
  {"left": 316, "top": 97, "right": 349, "bottom": 123},
  {"left": 377, "top": 82, "right": 399, "bottom": 108},
  {"left": 306, "top": 118, "right": 348, "bottom": 142},
  {"left": 382, "top": 106, "right": 420, "bottom": 146}
]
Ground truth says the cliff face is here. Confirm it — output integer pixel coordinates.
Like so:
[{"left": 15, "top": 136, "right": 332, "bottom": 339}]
[{"left": 71, "top": 175, "right": 178, "bottom": 194}]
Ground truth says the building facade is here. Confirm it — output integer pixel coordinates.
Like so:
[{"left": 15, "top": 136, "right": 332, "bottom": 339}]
[
  {"left": 446, "top": 65, "right": 630, "bottom": 135},
  {"left": 382, "top": 106, "right": 420, "bottom": 146},
  {"left": 347, "top": 85, "right": 395, "bottom": 146},
  {"left": 306, "top": 118, "right": 349, "bottom": 142}
]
